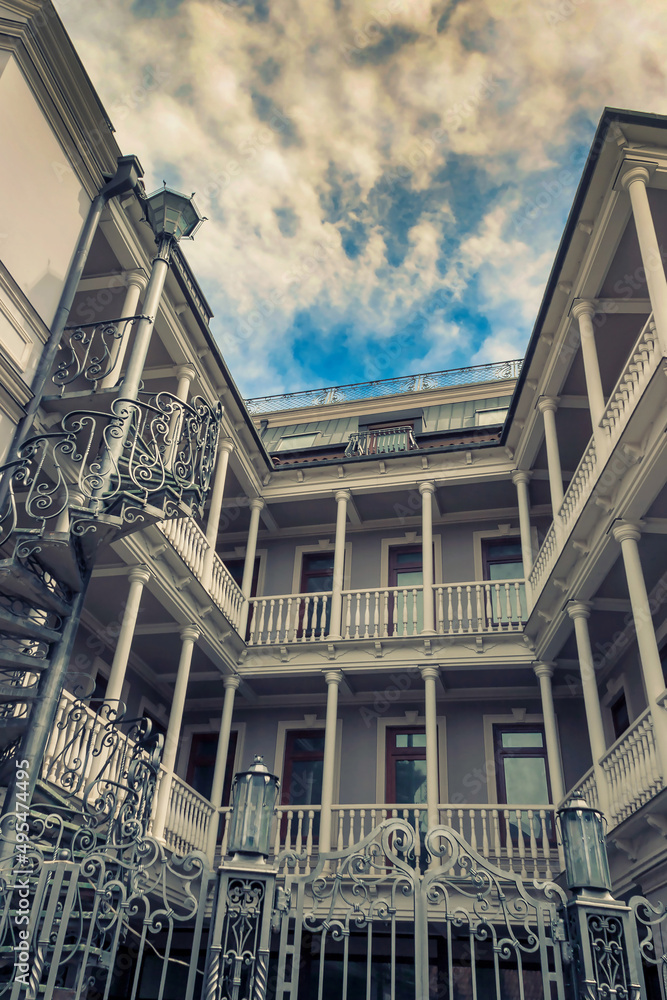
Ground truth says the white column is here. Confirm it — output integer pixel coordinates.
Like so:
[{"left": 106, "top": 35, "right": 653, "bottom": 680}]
[
  {"left": 100, "top": 270, "right": 148, "bottom": 389},
  {"left": 174, "top": 363, "right": 197, "bottom": 401},
  {"left": 571, "top": 300, "right": 606, "bottom": 438},
  {"left": 567, "top": 601, "right": 610, "bottom": 814},
  {"left": 206, "top": 674, "right": 241, "bottom": 862},
  {"left": 420, "top": 482, "right": 436, "bottom": 634},
  {"left": 533, "top": 662, "right": 565, "bottom": 804},
  {"left": 202, "top": 439, "right": 234, "bottom": 587},
  {"left": 319, "top": 669, "right": 342, "bottom": 854},
  {"left": 104, "top": 566, "right": 151, "bottom": 704},
  {"left": 612, "top": 522, "right": 667, "bottom": 775},
  {"left": 152, "top": 624, "right": 200, "bottom": 841},
  {"left": 327, "top": 490, "right": 350, "bottom": 639},
  {"left": 536, "top": 397, "right": 564, "bottom": 515},
  {"left": 238, "top": 498, "right": 264, "bottom": 633},
  {"left": 512, "top": 470, "right": 534, "bottom": 577},
  {"left": 621, "top": 165, "right": 667, "bottom": 354},
  {"left": 420, "top": 665, "right": 440, "bottom": 834}
]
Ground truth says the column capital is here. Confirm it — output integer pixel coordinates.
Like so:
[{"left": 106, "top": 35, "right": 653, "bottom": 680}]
[
  {"left": 122, "top": 268, "right": 149, "bottom": 291},
  {"left": 175, "top": 363, "right": 197, "bottom": 384},
  {"left": 567, "top": 600, "right": 592, "bottom": 621},
  {"left": 180, "top": 624, "right": 201, "bottom": 643},
  {"left": 620, "top": 164, "right": 652, "bottom": 192},
  {"left": 536, "top": 395, "right": 559, "bottom": 415},
  {"left": 511, "top": 469, "right": 532, "bottom": 486},
  {"left": 223, "top": 674, "right": 242, "bottom": 691},
  {"left": 323, "top": 668, "right": 344, "bottom": 686},
  {"left": 218, "top": 438, "right": 234, "bottom": 454},
  {"left": 612, "top": 520, "right": 642, "bottom": 544},
  {"left": 128, "top": 565, "right": 151, "bottom": 585},
  {"left": 419, "top": 481, "right": 436, "bottom": 496},
  {"left": 334, "top": 489, "right": 352, "bottom": 503},
  {"left": 420, "top": 665, "right": 441, "bottom": 682},
  {"left": 533, "top": 661, "right": 555, "bottom": 680},
  {"left": 571, "top": 299, "right": 596, "bottom": 321},
  {"left": 249, "top": 497, "right": 265, "bottom": 512}
]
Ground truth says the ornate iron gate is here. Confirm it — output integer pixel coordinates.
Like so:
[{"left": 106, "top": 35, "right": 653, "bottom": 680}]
[{"left": 272, "top": 818, "right": 570, "bottom": 999}]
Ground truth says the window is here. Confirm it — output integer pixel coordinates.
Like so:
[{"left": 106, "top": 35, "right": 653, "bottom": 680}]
[
  {"left": 482, "top": 537, "right": 525, "bottom": 622},
  {"left": 493, "top": 724, "right": 553, "bottom": 842},
  {"left": 224, "top": 556, "right": 260, "bottom": 597},
  {"left": 610, "top": 691, "right": 630, "bottom": 741},
  {"left": 363, "top": 421, "right": 416, "bottom": 455},
  {"left": 299, "top": 552, "right": 334, "bottom": 636},
  {"left": 275, "top": 433, "right": 319, "bottom": 452},
  {"left": 282, "top": 730, "right": 325, "bottom": 839},
  {"left": 475, "top": 407, "right": 508, "bottom": 426},
  {"left": 186, "top": 731, "right": 238, "bottom": 804},
  {"left": 388, "top": 545, "right": 423, "bottom": 635},
  {"left": 385, "top": 727, "right": 428, "bottom": 804}
]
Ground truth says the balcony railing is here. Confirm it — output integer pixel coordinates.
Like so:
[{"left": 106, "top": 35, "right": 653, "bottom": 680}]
[
  {"left": 561, "top": 707, "right": 664, "bottom": 828},
  {"left": 245, "top": 358, "right": 522, "bottom": 414},
  {"left": 247, "top": 580, "right": 526, "bottom": 645},
  {"left": 157, "top": 517, "right": 244, "bottom": 630},
  {"left": 345, "top": 425, "right": 418, "bottom": 457},
  {"left": 529, "top": 315, "right": 661, "bottom": 598}
]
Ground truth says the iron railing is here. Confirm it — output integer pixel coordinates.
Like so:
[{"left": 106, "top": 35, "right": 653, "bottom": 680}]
[
  {"left": 52, "top": 315, "right": 147, "bottom": 393},
  {"left": 345, "top": 425, "right": 418, "bottom": 457},
  {"left": 245, "top": 358, "right": 523, "bottom": 414}
]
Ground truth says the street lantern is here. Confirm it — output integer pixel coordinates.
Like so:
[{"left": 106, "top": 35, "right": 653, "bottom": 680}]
[
  {"left": 227, "top": 755, "right": 279, "bottom": 859},
  {"left": 143, "top": 184, "right": 205, "bottom": 242},
  {"left": 558, "top": 797, "right": 612, "bottom": 892}
]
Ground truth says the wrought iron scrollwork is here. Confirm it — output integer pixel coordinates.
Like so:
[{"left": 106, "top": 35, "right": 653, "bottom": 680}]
[{"left": 53, "top": 316, "right": 146, "bottom": 393}]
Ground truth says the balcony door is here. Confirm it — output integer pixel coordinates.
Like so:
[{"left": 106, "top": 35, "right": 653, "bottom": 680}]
[
  {"left": 299, "top": 551, "right": 334, "bottom": 636},
  {"left": 186, "top": 730, "right": 238, "bottom": 804},
  {"left": 385, "top": 726, "right": 428, "bottom": 806},
  {"left": 281, "top": 730, "right": 325, "bottom": 840},
  {"left": 482, "top": 537, "right": 525, "bottom": 622},
  {"left": 493, "top": 724, "right": 552, "bottom": 842},
  {"left": 388, "top": 545, "right": 423, "bottom": 635}
]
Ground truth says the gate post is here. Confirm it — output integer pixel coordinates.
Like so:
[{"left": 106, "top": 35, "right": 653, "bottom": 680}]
[{"left": 558, "top": 799, "right": 645, "bottom": 998}]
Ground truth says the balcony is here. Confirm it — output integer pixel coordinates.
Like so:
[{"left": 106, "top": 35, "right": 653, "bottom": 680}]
[
  {"left": 345, "top": 425, "right": 418, "bottom": 457},
  {"left": 528, "top": 314, "right": 663, "bottom": 600},
  {"left": 247, "top": 580, "right": 526, "bottom": 645}
]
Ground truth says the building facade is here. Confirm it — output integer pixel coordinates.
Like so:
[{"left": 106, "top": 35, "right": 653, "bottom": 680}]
[{"left": 3, "top": 1, "right": 667, "bottom": 996}]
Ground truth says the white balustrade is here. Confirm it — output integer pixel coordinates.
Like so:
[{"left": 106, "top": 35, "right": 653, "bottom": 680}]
[
  {"left": 529, "top": 313, "right": 662, "bottom": 598},
  {"left": 162, "top": 771, "right": 217, "bottom": 854},
  {"left": 600, "top": 708, "right": 664, "bottom": 824},
  {"left": 157, "top": 518, "right": 244, "bottom": 629},
  {"left": 433, "top": 580, "right": 525, "bottom": 634},
  {"left": 437, "top": 803, "right": 558, "bottom": 879},
  {"left": 560, "top": 767, "right": 600, "bottom": 812},
  {"left": 342, "top": 586, "right": 423, "bottom": 638},
  {"left": 247, "top": 593, "right": 331, "bottom": 645}
]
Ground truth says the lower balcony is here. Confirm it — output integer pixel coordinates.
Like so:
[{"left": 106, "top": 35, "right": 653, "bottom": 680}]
[{"left": 247, "top": 579, "right": 526, "bottom": 645}]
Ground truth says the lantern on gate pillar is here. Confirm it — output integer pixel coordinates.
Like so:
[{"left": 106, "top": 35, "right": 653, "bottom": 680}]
[
  {"left": 558, "top": 797, "right": 612, "bottom": 893},
  {"left": 227, "top": 755, "right": 280, "bottom": 859}
]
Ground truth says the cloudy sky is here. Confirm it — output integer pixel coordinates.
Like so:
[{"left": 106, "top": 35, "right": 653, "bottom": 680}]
[{"left": 54, "top": 0, "right": 667, "bottom": 400}]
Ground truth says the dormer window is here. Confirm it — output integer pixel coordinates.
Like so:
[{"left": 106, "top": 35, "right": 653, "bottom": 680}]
[
  {"left": 475, "top": 406, "right": 508, "bottom": 427},
  {"left": 275, "top": 432, "right": 319, "bottom": 451}
]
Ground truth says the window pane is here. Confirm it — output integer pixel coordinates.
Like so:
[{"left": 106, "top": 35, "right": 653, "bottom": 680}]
[
  {"left": 305, "top": 575, "right": 333, "bottom": 593},
  {"left": 287, "top": 759, "right": 323, "bottom": 805},
  {"left": 394, "top": 759, "right": 427, "bottom": 803},
  {"left": 395, "top": 551, "right": 422, "bottom": 567},
  {"left": 501, "top": 732, "right": 544, "bottom": 748},
  {"left": 396, "top": 733, "right": 426, "bottom": 748},
  {"left": 292, "top": 736, "right": 325, "bottom": 753},
  {"left": 488, "top": 561, "right": 523, "bottom": 580},
  {"left": 487, "top": 541, "right": 523, "bottom": 561},
  {"left": 502, "top": 757, "right": 549, "bottom": 805},
  {"left": 276, "top": 433, "right": 318, "bottom": 451},
  {"left": 304, "top": 555, "right": 334, "bottom": 571}
]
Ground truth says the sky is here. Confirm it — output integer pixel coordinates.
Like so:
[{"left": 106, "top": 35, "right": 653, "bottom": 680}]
[{"left": 54, "top": 0, "right": 667, "bottom": 400}]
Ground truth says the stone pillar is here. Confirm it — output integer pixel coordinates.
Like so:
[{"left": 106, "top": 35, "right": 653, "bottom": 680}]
[
  {"left": 104, "top": 566, "right": 151, "bottom": 704},
  {"left": 202, "top": 439, "right": 234, "bottom": 587},
  {"left": 238, "top": 498, "right": 264, "bottom": 633},
  {"left": 327, "top": 490, "right": 350, "bottom": 639},
  {"left": 621, "top": 165, "right": 667, "bottom": 354},
  {"left": 537, "top": 397, "right": 564, "bottom": 515},
  {"left": 612, "top": 522, "right": 667, "bottom": 775},
  {"left": 533, "top": 662, "right": 565, "bottom": 804},
  {"left": 152, "top": 624, "right": 201, "bottom": 841},
  {"left": 572, "top": 301, "right": 606, "bottom": 438},
  {"left": 567, "top": 602, "right": 610, "bottom": 814},
  {"left": 419, "top": 483, "right": 436, "bottom": 634},
  {"left": 319, "top": 669, "right": 343, "bottom": 854},
  {"left": 174, "top": 363, "right": 197, "bottom": 402},
  {"left": 420, "top": 665, "right": 440, "bottom": 834},
  {"left": 206, "top": 674, "right": 241, "bottom": 862},
  {"left": 100, "top": 270, "right": 148, "bottom": 389},
  {"left": 512, "top": 470, "right": 534, "bottom": 580}
]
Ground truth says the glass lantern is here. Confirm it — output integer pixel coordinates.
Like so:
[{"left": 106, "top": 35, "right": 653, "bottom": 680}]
[
  {"left": 143, "top": 185, "right": 205, "bottom": 241},
  {"left": 557, "top": 797, "right": 612, "bottom": 892},
  {"left": 227, "top": 755, "right": 280, "bottom": 858}
]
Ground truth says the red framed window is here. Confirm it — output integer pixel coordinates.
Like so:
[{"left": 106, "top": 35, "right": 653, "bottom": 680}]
[
  {"left": 482, "top": 537, "right": 525, "bottom": 622},
  {"left": 186, "top": 730, "right": 238, "bottom": 805},
  {"left": 281, "top": 730, "right": 325, "bottom": 840},
  {"left": 493, "top": 724, "right": 553, "bottom": 844},
  {"left": 385, "top": 726, "right": 429, "bottom": 805},
  {"left": 299, "top": 552, "right": 334, "bottom": 636},
  {"left": 387, "top": 545, "right": 424, "bottom": 635}
]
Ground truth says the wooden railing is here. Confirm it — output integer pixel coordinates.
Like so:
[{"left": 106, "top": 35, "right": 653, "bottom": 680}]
[
  {"left": 529, "top": 313, "right": 661, "bottom": 597},
  {"left": 157, "top": 517, "right": 244, "bottom": 628},
  {"left": 248, "top": 580, "right": 526, "bottom": 645},
  {"left": 161, "top": 771, "right": 217, "bottom": 855}
]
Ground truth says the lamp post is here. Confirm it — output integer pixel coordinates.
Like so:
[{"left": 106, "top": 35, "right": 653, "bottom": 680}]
[
  {"left": 557, "top": 799, "right": 644, "bottom": 998},
  {"left": 204, "top": 756, "right": 281, "bottom": 1000}
]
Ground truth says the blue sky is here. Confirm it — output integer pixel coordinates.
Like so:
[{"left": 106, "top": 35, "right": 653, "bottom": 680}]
[{"left": 55, "top": 0, "right": 667, "bottom": 398}]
